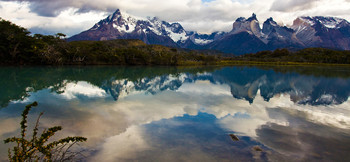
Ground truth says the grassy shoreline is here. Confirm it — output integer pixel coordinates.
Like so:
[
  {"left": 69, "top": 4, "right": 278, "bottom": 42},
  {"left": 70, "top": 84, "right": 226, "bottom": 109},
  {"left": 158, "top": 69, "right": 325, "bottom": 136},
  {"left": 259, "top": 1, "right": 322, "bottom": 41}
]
[
  {"left": 2, "top": 60, "right": 350, "bottom": 67},
  {"left": 214, "top": 60, "right": 350, "bottom": 66}
]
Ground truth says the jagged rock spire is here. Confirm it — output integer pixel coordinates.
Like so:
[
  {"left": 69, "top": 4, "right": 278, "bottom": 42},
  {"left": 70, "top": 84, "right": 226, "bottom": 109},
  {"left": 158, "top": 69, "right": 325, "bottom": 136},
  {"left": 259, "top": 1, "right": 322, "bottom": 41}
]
[{"left": 247, "top": 13, "right": 257, "bottom": 21}]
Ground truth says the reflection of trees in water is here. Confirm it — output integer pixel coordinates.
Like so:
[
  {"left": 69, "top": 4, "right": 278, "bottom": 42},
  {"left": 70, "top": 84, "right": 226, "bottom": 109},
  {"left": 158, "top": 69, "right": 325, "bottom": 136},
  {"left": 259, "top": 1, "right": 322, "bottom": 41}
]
[
  {"left": 2, "top": 66, "right": 350, "bottom": 161},
  {"left": 2, "top": 66, "right": 350, "bottom": 108},
  {"left": 0, "top": 66, "right": 216, "bottom": 107},
  {"left": 101, "top": 67, "right": 350, "bottom": 105},
  {"left": 211, "top": 66, "right": 350, "bottom": 105}
]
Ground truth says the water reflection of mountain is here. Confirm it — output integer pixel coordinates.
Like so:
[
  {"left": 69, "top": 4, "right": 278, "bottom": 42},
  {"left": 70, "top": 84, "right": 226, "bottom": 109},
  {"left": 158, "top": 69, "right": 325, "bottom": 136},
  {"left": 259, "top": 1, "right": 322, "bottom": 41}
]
[
  {"left": 212, "top": 67, "right": 350, "bottom": 105},
  {"left": 101, "top": 76, "right": 186, "bottom": 101},
  {"left": 2, "top": 66, "right": 350, "bottom": 161},
  {"left": 2, "top": 66, "right": 350, "bottom": 107},
  {"left": 99, "top": 66, "right": 350, "bottom": 105},
  {"left": 0, "top": 66, "right": 216, "bottom": 107}
]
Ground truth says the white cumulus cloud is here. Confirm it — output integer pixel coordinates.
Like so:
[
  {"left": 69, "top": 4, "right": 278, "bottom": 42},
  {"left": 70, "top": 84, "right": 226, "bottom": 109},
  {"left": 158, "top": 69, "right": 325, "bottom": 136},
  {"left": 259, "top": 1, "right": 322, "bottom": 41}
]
[{"left": 0, "top": 0, "right": 350, "bottom": 39}]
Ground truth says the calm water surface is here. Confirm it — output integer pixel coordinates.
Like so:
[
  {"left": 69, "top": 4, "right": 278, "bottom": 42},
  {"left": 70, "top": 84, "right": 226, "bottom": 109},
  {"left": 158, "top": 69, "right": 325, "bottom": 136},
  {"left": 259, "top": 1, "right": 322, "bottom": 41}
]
[{"left": 1, "top": 66, "right": 350, "bottom": 161}]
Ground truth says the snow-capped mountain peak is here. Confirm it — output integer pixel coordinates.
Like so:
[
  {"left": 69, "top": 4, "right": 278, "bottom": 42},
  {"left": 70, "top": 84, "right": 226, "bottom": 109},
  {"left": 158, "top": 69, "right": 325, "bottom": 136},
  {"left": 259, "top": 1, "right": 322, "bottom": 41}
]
[
  {"left": 293, "top": 16, "right": 348, "bottom": 29},
  {"left": 290, "top": 16, "right": 350, "bottom": 49},
  {"left": 88, "top": 9, "right": 189, "bottom": 43},
  {"left": 90, "top": 9, "right": 138, "bottom": 33},
  {"left": 314, "top": 16, "right": 344, "bottom": 28},
  {"left": 184, "top": 31, "right": 226, "bottom": 46},
  {"left": 69, "top": 10, "right": 350, "bottom": 54},
  {"left": 145, "top": 17, "right": 188, "bottom": 43},
  {"left": 112, "top": 11, "right": 138, "bottom": 33},
  {"left": 291, "top": 17, "right": 317, "bottom": 35}
]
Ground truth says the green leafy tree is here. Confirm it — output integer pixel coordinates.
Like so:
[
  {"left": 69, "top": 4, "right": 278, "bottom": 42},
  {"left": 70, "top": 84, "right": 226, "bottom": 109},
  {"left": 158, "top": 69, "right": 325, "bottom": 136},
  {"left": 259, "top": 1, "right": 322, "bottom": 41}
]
[
  {"left": 55, "top": 33, "right": 66, "bottom": 39},
  {"left": 0, "top": 18, "right": 35, "bottom": 63}
]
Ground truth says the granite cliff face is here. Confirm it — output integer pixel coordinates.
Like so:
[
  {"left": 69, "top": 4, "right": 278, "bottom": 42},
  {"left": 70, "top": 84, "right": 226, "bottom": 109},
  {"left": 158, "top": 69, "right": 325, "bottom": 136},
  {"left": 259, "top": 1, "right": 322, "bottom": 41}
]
[
  {"left": 262, "top": 17, "right": 301, "bottom": 50},
  {"left": 209, "top": 14, "right": 269, "bottom": 54},
  {"left": 69, "top": 10, "right": 350, "bottom": 55}
]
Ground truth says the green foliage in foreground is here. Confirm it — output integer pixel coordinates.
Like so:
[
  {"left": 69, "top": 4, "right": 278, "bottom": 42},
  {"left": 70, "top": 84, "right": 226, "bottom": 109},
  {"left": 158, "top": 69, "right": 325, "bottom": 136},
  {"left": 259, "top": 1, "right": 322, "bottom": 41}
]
[{"left": 4, "top": 102, "right": 87, "bottom": 161}]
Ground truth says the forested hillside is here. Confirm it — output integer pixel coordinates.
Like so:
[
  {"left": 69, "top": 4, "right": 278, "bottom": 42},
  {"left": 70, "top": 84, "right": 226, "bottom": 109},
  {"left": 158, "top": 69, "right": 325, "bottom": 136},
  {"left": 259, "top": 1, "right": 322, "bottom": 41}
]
[
  {"left": 237, "top": 48, "right": 350, "bottom": 64},
  {"left": 1, "top": 18, "right": 350, "bottom": 65},
  {"left": 0, "top": 18, "right": 218, "bottom": 65}
]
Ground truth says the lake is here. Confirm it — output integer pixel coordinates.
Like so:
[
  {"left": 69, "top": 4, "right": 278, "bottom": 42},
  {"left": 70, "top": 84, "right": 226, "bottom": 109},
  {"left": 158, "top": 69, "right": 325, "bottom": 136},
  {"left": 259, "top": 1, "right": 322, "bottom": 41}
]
[{"left": 1, "top": 65, "right": 350, "bottom": 161}]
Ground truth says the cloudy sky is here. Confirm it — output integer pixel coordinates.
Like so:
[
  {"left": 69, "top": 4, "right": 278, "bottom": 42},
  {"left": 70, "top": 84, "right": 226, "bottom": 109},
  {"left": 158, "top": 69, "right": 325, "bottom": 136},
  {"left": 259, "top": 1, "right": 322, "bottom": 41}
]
[{"left": 1, "top": 0, "right": 350, "bottom": 36}]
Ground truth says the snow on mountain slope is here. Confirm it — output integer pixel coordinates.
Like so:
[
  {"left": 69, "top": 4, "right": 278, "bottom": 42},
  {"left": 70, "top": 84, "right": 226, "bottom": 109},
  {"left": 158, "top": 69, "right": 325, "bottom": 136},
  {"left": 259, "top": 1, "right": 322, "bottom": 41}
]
[
  {"left": 101, "top": 73, "right": 193, "bottom": 101},
  {"left": 194, "top": 38, "right": 213, "bottom": 45},
  {"left": 291, "top": 16, "right": 350, "bottom": 48},
  {"left": 69, "top": 10, "right": 350, "bottom": 54},
  {"left": 88, "top": 10, "right": 189, "bottom": 43},
  {"left": 186, "top": 31, "right": 226, "bottom": 45},
  {"left": 291, "top": 16, "right": 350, "bottom": 35}
]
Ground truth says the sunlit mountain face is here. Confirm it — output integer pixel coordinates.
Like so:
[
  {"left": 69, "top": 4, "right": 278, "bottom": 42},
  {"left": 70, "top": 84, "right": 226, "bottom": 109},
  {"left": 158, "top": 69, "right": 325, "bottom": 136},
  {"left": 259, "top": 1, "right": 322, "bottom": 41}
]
[
  {"left": 69, "top": 9, "right": 350, "bottom": 55},
  {"left": 1, "top": 66, "right": 350, "bottom": 161}
]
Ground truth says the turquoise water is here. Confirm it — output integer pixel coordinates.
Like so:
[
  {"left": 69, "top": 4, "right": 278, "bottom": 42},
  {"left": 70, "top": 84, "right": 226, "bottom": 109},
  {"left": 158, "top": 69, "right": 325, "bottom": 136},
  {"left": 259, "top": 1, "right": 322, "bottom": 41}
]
[{"left": 1, "top": 66, "right": 350, "bottom": 161}]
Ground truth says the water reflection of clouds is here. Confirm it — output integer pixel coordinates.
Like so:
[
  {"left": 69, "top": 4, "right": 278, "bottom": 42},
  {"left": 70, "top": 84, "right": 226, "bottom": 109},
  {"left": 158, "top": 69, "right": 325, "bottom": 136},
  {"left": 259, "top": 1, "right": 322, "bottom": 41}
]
[
  {"left": 256, "top": 108, "right": 350, "bottom": 161},
  {"left": 1, "top": 78, "right": 350, "bottom": 161},
  {"left": 56, "top": 81, "right": 108, "bottom": 99},
  {"left": 92, "top": 126, "right": 149, "bottom": 161},
  {"left": 114, "top": 80, "right": 350, "bottom": 161},
  {"left": 0, "top": 118, "right": 20, "bottom": 137},
  {"left": 177, "top": 80, "right": 231, "bottom": 96}
]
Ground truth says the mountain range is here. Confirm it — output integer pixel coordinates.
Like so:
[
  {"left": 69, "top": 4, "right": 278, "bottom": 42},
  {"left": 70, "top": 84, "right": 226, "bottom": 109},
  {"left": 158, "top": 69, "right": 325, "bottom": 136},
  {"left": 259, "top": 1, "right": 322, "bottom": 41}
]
[{"left": 68, "top": 9, "right": 350, "bottom": 55}]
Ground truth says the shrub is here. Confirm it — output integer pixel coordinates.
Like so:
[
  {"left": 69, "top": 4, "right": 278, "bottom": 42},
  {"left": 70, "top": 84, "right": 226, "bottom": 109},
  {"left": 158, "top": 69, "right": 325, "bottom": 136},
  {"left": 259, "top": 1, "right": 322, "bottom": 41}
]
[{"left": 4, "top": 101, "right": 87, "bottom": 161}]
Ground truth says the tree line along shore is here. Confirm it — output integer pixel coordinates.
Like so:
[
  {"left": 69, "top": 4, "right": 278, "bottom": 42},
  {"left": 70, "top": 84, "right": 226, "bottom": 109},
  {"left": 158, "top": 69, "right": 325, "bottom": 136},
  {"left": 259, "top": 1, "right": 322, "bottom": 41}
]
[{"left": 1, "top": 18, "right": 350, "bottom": 66}]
